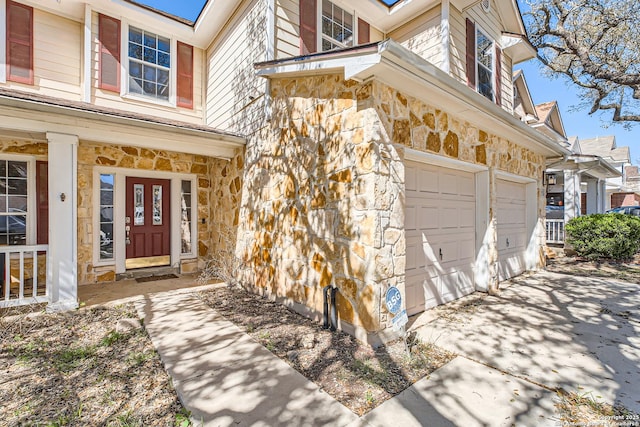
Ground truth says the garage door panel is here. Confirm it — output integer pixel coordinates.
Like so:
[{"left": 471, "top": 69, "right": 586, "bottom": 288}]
[
  {"left": 405, "top": 205, "right": 418, "bottom": 230},
  {"left": 497, "top": 179, "right": 528, "bottom": 281},
  {"left": 405, "top": 160, "right": 476, "bottom": 315}
]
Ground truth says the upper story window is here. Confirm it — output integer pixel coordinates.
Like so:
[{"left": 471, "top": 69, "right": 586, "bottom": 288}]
[
  {"left": 97, "top": 14, "right": 194, "bottom": 109},
  {"left": 466, "top": 18, "right": 502, "bottom": 106},
  {"left": 476, "top": 28, "right": 494, "bottom": 101},
  {"left": 128, "top": 27, "right": 171, "bottom": 101},
  {"left": 321, "top": 1, "right": 353, "bottom": 51},
  {"left": 300, "top": 0, "right": 370, "bottom": 55}
]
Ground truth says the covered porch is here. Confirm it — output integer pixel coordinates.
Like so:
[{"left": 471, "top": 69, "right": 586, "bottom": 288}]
[{"left": 0, "top": 88, "right": 244, "bottom": 310}]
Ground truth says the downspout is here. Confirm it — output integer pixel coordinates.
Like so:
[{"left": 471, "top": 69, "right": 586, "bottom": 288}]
[{"left": 322, "top": 285, "right": 338, "bottom": 331}]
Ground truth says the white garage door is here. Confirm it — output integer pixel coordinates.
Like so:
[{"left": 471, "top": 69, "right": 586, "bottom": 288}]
[
  {"left": 405, "top": 161, "right": 476, "bottom": 316},
  {"left": 496, "top": 179, "right": 527, "bottom": 281}
]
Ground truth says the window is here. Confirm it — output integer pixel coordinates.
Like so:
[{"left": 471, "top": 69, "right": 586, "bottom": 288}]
[
  {"left": 128, "top": 27, "right": 170, "bottom": 101},
  {"left": 180, "top": 180, "right": 192, "bottom": 254},
  {"left": 476, "top": 28, "right": 494, "bottom": 101},
  {"left": 99, "top": 174, "right": 114, "bottom": 260},
  {"left": 0, "top": 160, "right": 28, "bottom": 245},
  {"left": 466, "top": 19, "right": 502, "bottom": 106},
  {"left": 299, "top": 0, "right": 370, "bottom": 54},
  {"left": 321, "top": 0, "right": 353, "bottom": 51}
]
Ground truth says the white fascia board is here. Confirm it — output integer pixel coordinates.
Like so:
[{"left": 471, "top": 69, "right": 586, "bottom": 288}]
[
  {"left": 0, "top": 102, "right": 244, "bottom": 159},
  {"left": 256, "top": 51, "right": 382, "bottom": 80}
]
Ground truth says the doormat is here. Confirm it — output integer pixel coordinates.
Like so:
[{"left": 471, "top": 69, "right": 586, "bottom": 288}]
[{"left": 135, "top": 274, "right": 179, "bottom": 283}]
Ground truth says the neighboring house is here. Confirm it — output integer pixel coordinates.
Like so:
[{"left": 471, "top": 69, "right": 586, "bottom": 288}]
[
  {"left": 1, "top": 0, "right": 571, "bottom": 345},
  {"left": 611, "top": 166, "right": 640, "bottom": 207},
  {"left": 512, "top": 72, "right": 620, "bottom": 244}
]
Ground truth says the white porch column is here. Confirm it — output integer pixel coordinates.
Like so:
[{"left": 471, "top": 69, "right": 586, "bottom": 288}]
[
  {"left": 599, "top": 179, "right": 608, "bottom": 212},
  {"left": 46, "top": 132, "right": 79, "bottom": 312},
  {"left": 564, "top": 170, "right": 581, "bottom": 223},
  {"left": 585, "top": 178, "right": 598, "bottom": 215}
]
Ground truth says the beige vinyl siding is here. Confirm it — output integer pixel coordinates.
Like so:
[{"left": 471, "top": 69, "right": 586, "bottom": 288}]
[
  {"left": 389, "top": 6, "right": 442, "bottom": 67},
  {"left": 90, "top": 11, "right": 204, "bottom": 124},
  {"left": 275, "top": 0, "right": 300, "bottom": 59},
  {"left": 206, "top": 0, "right": 267, "bottom": 134},
  {"left": 451, "top": 0, "right": 514, "bottom": 113},
  {"left": 2, "top": 9, "right": 82, "bottom": 100}
]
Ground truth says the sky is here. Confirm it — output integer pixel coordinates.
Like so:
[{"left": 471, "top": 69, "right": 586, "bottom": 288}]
[{"left": 138, "top": 0, "right": 640, "bottom": 163}]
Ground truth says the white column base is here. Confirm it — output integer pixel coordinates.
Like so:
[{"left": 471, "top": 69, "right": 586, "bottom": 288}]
[{"left": 46, "top": 299, "right": 79, "bottom": 313}]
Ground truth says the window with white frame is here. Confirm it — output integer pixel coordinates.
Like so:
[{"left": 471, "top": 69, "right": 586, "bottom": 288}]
[
  {"left": 476, "top": 27, "right": 494, "bottom": 101},
  {"left": 99, "top": 174, "right": 114, "bottom": 260},
  {"left": 321, "top": 0, "right": 354, "bottom": 51},
  {"left": 180, "top": 180, "right": 192, "bottom": 255},
  {"left": 0, "top": 159, "right": 33, "bottom": 246},
  {"left": 128, "top": 27, "right": 170, "bottom": 101}
]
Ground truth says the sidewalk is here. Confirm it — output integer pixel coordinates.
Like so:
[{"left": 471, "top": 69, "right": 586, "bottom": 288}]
[{"left": 134, "top": 288, "right": 559, "bottom": 427}]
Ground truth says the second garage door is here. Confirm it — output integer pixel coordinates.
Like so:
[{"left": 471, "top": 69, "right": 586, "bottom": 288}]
[
  {"left": 496, "top": 179, "right": 528, "bottom": 281},
  {"left": 405, "top": 161, "right": 476, "bottom": 316}
]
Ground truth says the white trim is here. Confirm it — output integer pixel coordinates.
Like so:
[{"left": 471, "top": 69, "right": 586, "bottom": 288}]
[
  {"left": 0, "top": 104, "right": 243, "bottom": 159},
  {"left": 494, "top": 169, "right": 536, "bottom": 184},
  {"left": 83, "top": 4, "right": 92, "bottom": 103},
  {"left": 93, "top": 166, "right": 198, "bottom": 273},
  {"left": 0, "top": 0, "right": 6, "bottom": 84},
  {"left": 266, "top": 0, "right": 275, "bottom": 61},
  {"left": 404, "top": 148, "right": 489, "bottom": 172}
]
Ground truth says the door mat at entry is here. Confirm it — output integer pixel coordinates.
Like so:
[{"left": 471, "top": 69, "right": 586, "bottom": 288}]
[{"left": 135, "top": 274, "right": 179, "bottom": 283}]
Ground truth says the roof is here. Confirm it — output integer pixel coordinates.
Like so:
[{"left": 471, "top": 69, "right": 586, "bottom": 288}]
[
  {"left": 534, "top": 102, "right": 555, "bottom": 123},
  {"left": 0, "top": 87, "right": 244, "bottom": 159}
]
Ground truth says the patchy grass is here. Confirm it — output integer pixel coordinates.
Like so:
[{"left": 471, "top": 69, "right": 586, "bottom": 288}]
[
  {"left": 0, "top": 304, "right": 190, "bottom": 426},
  {"left": 556, "top": 390, "right": 639, "bottom": 427}
]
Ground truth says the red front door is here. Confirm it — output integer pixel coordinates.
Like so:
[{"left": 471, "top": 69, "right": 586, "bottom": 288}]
[{"left": 125, "top": 177, "right": 171, "bottom": 269}]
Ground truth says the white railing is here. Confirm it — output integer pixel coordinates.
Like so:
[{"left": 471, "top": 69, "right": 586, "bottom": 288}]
[
  {"left": 545, "top": 219, "right": 565, "bottom": 244},
  {"left": 0, "top": 245, "right": 49, "bottom": 308}
]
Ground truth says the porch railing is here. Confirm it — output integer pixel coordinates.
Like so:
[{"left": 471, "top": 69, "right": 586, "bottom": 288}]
[
  {"left": 545, "top": 219, "right": 565, "bottom": 244},
  {"left": 0, "top": 245, "right": 49, "bottom": 308}
]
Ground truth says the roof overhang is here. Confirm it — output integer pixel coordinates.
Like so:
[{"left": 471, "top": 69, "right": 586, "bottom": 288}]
[
  {"left": 546, "top": 155, "right": 621, "bottom": 180},
  {"left": 502, "top": 33, "right": 537, "bottom": 64},
  {"left": 255, "top": 40, "right": 569, "bottom": 158},
  {"left": 0, "top": 92, "right": 244, "bottom": 160}
]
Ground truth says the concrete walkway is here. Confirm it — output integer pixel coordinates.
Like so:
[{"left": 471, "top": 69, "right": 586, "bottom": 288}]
[{"left": 130, "top": 270, "right": 639, "bottom": 426}]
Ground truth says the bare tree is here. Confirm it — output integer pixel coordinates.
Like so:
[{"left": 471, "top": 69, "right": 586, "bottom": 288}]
[{"left": 525, "top": 0, "right": 640, "bottom": 126}]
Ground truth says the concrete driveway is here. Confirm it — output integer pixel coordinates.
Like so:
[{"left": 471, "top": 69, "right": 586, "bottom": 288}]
[{"left": 414, "top": 270, "right": 640, "bottom": 414}]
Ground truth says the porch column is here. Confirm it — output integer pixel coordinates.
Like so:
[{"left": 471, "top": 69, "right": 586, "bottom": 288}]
[
  {"left": 563, "top": 170, "right": 581, "bottom": 223},
  {"left": 46, "top": 132, "right": 79, "bottom": 312},
  {"left": 599, "top": 179, "right": 608, "bottom": 211},
  {"left": 585, "top": 178, "right": 598, "bottom": 215}
]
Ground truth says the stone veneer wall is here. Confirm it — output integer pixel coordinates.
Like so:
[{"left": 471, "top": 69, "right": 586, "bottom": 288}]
[
  {"left": 77, "top": 142, "right": 243, "bottom": 285},
  {"left": 237, "top": 73, "right": 546, "bottom": 342}
]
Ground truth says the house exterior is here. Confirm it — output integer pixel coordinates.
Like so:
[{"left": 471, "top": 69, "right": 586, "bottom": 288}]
[{"left": 1, "top": 0, "right": 570, "bottom": 344}]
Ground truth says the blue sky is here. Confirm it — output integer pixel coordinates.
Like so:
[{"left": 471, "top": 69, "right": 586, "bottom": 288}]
[{"left": 138, "top": 0, "right": 640, "bottom": 163}]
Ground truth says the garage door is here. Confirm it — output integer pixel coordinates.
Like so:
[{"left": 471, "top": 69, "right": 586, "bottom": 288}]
[
  {"left": 496, "top": 179, "right": 527, "bottom": 281},
  {"left": 405, "top": 161, "right": 476, "bottom": 316}
]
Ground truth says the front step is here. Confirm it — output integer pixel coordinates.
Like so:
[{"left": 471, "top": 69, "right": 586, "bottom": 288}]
[{"left": 116, "top": 266, "right": 179, "bottom": 281}]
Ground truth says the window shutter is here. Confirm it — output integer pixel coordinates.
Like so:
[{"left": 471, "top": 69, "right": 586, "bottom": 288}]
[
  {"left": 7, "top": 1, "right": 34, "bottom": 85},
  {"left": 98, "top": 14, "right": 121, "bottom": 92},
  {"left": 36, "top": 161, "right": 48, "bottom": 245},
  {"left": 299, "top": 0, "right": 317, "bottom": 55},
  {"left": 495, "top": 46, "right": 502, "bottom": 106},
  {"left": 465, "top": 18, "right": 476, "bottom": 89},
  {"left": 177, "top": 42, "right": 194, "bottom": 109},
  {"left": 358, "top": 18, "right": 370, "bottom": 45}
]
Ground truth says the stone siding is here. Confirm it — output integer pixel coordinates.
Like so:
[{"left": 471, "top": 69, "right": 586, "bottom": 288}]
[{"left": 237, "top": 73, "right": 546, "bottom": 342}]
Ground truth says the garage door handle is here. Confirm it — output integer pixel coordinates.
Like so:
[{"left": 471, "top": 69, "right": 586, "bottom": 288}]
[
  {"left": 439, "top": 248, "right": 443, "bottom": 260},
  {"left": 506, "top": 238, "right": 510, "bottom": 247}
]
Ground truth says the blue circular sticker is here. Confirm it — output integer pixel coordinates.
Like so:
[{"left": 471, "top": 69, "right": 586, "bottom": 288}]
[{"left": 385, "top": 287, "right": 402, "bottom": 315}]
